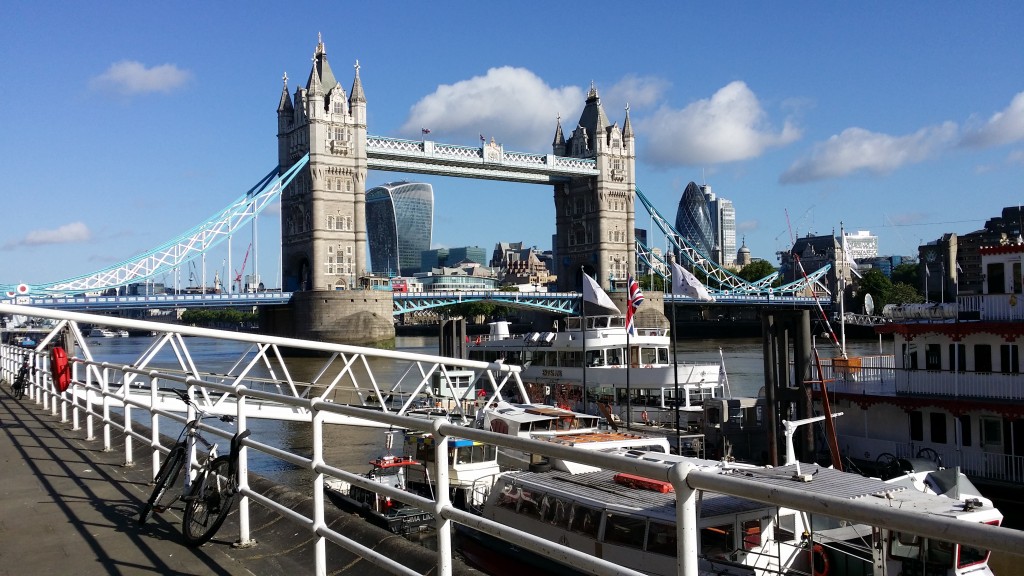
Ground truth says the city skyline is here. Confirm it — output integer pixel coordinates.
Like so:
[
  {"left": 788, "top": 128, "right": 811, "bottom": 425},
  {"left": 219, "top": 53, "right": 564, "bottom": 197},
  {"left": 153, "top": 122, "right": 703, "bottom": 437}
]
[{"left": 2, "top": 3, "right": 1023, "bottom": 287}]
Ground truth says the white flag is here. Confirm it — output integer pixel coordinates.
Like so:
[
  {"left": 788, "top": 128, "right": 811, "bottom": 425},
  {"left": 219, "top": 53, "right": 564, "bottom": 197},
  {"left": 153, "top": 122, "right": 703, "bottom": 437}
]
[
  {"left": 925, "top": 263, "right": 930, "bottom": 277},
  {"left": 844, "top": 248, "right": 862, "bottom": 278},
  {"left": 582, "top": 274, "right": 620, "bottom": 313},
  {"left": 671, "top": 262, "right": 715, "bottom": 302}
]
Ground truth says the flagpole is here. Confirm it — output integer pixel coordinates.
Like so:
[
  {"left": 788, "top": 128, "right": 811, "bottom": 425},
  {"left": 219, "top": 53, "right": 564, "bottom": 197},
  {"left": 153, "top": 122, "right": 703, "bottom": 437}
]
[
  {"left": 581, "top": 266, "right": 588, "bottom": 415},
  {"left": 670, "top": 259, "right": 681, "bottom": 453},
  {"left": 625, "top": 317, "right": 632, "bottom": 430}
]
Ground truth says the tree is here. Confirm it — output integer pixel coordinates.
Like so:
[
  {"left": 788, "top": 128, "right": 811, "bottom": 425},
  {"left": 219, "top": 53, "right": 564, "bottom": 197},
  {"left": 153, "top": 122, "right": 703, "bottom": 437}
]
[
  {"left": 736, "top": 260, "right": 779, "bottom": 285},
  {"left": 887, "top": 282, "right": 925, "bottom": 306},
  {"left": 854, "top": 269, "right": 893, "bottom": 311},
  {"left": 891, "top": 262, "right": 920, "bottom": 287}
]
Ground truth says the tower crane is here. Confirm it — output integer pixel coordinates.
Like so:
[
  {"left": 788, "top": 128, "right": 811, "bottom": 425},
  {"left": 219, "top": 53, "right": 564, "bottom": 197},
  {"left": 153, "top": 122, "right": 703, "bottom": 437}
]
[{"left": 233, "top": 243, "right": 252, "bottom": 293}]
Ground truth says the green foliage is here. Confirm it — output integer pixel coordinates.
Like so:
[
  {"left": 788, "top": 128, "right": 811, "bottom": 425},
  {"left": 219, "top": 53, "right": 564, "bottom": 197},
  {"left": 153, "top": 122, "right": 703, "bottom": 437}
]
[
  {"left": 888, "top": 282, "right": 925, "bottom": 306},
  {"left": 181, "top": 308, "right": 258, "bottom": 327},
  {"left": 854, "top": 268, "right": 892, "bottom": 311},
  {"left": 639, "top": 274, "right": 665, "bottom": 292},
  {"left": 891, "top": 262, "right": 920, "bottom": 287},
  {"left": 736, "top": 260, "right": 779, "bottom": 285}
]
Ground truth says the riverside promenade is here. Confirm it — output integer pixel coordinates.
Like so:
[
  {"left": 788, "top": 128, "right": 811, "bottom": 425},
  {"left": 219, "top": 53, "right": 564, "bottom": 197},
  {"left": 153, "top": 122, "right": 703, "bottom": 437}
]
[{"left": 0, "top": 388, "right": 480, "bottom": 576}]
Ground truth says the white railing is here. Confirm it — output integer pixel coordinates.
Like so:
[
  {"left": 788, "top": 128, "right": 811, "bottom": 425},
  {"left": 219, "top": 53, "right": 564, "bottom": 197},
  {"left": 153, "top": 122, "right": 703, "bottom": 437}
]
[
  {"left": 960, "top": 293, "right": 1024, "bottom": 322},
  {"left": 817, "top": 355, "right": 1024, "bottom": 401},
  {"left": 878, "top": 441, "right": 1024, "bottom": 486},
  {"left": 3, "top": 304, "right": 1024, "bottom": 576}
]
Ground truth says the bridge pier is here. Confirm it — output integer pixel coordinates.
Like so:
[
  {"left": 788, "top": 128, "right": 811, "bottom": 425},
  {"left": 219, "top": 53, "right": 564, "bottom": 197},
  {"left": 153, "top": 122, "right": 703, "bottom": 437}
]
[{"left": 262, "top": 290, "right": 394, "bottom": 347}]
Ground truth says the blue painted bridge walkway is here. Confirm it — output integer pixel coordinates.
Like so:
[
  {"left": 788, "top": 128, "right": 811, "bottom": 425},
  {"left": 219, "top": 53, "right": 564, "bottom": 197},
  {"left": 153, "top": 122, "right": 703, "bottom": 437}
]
[{"left": 0, "top": 388, "right": 479, "bottom": 576}]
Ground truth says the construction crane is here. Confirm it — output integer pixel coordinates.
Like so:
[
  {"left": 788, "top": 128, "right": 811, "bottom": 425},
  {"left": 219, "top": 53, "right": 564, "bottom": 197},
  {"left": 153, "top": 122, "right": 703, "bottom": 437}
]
[{"left": 233, "top": 243, "right": 252, "bottom": 293}]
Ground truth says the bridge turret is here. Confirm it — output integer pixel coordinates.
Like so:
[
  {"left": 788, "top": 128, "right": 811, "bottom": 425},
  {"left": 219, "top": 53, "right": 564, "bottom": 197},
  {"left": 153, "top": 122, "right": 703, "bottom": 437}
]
[{"left": 552, "top": 115, "right": 566, "bottom": 156}]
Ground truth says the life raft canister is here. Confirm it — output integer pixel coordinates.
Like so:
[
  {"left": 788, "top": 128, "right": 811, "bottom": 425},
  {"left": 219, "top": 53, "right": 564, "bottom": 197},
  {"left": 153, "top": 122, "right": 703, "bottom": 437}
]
[
  {"left": 50, "top": 346, "right": 71, "bottom": 392},
  {"left": 812, "top": 543, "right": 830, "bottom": 576}
]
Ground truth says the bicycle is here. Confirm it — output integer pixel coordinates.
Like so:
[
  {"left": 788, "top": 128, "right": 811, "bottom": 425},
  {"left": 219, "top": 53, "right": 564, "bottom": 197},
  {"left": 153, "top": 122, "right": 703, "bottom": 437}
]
[
  {"left": 138, "top": 388, "right": 251, "bottom": 547},
  {"left": 11, "top": 374, "right": 27, "bottom": 400}
]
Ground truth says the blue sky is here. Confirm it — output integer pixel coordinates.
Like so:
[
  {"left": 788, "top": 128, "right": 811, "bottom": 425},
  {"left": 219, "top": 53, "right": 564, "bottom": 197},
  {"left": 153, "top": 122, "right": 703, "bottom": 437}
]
[{"left": 3, "top": 2, "right": 1023, "bottom": 289}]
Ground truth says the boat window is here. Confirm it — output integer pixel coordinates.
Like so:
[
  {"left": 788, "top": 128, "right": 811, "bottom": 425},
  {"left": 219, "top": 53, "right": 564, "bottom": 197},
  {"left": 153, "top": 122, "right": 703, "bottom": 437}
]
[
  {"left": 775, "top": 514, "right": 796, "bottom": 541},
  {"left": 930, "top": 413, "right": 947, "bottom": 444},
  {"left": 958, "top": 415, "right": 972, "bottom": 447},
  {"left": 909, "top": 411, "right": 924, "bottom": 442},
  {"left": 604, "top": 512, "right": 645, "bottom": 549},
  {"left": 606, "top": 348, "right": 623, "bottom": 366},
  {"left": 925, "top": 344, "right": 941, "bottom": 370},
  {"left": 707, "top": 407, "right": 721, "bottom": 425},
  {"left": 742, "top": 519, "right": 762, "bottom": 550},
  {"left": 958, "top": 521, "right": 997, "bottom": 568},
  {"left": 657, "top": 348, "right": 669, "bottom": 364},
  {"left": 646, "top": 521, "right": 676, "bottom": 556},
  {"left": 949, "top": 343, "right": 966, "bottom": 372},
  {"left": 974, "top": 344, "right": 993, "bottom": 372},
  {"left": 609, "top": 316, "right": 625, "bottom": 328},
  {"left": 560, "top": 351, "right": 582, "bottom": 368},
  {"left": 593, "top": 317, "right": 609, "bottom": 329},
  {"left": 567, "top": 318, "right": 581, "bottom": 330},
  {"left": 889, "top": 531, "right": 922, "bottom": 560},
  {"left": 570, "top": 504, "right": 601, "bottom": 537},
  {"left": 1000, "top": 344, "right": 1020, "bottom": 374},
  {"left": 701, "top": 524, "right": 734, "bottom": 559},
  {"left": 586, "top": 350, "right": 604, "bottom": 367},
  {"left": 640, "top": 348, "right": 658, "bottom": 365},
  {"left": 539, "top": 495, "right": 571, "bottom": 527},
  {"left": 497, "top": 485, "right": 520, "bottom": 509},
  {"left": 519, "top": 489, "right": 542, "bottom": 517}
]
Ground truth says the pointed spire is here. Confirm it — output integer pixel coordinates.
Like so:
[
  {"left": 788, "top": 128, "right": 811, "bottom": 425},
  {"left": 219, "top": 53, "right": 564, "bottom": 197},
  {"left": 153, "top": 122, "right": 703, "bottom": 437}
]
[
  {"left": 349, "top": 59, "right": 366, "bottom": 103},
  {"left": 308, "top": 49, "right": 323, "bottom": 95},
  {"left": 622, "top": 102, "right": 633, "bottom": 139},
  {"left": 552, "top": 114, "right": 565, "bottom": 148},
  {"left": 277, "top": 71, "right": 293, "bottom": 112}
]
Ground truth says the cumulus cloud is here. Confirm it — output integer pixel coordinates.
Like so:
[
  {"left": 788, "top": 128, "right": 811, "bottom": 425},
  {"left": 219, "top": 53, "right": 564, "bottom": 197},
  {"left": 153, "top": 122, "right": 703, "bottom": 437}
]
[
  {"left": 961, "top": 91, "right": 1024, "bottom": 148},
  {"left": 90, "top": 60, "right": 192, "bottom": 96},
  {"left": 637, "top": 81, "right": 801, "bottom": 168},
  {"left": 3, "top": 222, "right": 91, "bottom": 250},
  {"left": 601, "top": 74, "right": 671, "bottom": 112},
  {"left": 400, "top": 67, "right": 583, "bottom": 150},
  {"left": 780, "top": 123, "right": 958, "bottom": 184}
]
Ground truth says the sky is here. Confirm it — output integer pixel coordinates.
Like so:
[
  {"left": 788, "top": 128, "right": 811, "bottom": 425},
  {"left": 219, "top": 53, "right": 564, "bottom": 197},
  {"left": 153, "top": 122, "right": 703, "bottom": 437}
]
[{"left": 2, "top": 2, "right": 1023, "bottom": 290}]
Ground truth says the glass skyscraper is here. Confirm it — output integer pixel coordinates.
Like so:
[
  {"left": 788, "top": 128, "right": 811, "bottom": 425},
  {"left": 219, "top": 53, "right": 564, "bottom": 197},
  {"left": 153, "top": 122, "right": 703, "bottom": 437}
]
[
  {"left": 365, "top": 182, "right": 433, "bottom": 276},
  {"left": 674, "top": 181, "right": 715, "bottom": 259}
]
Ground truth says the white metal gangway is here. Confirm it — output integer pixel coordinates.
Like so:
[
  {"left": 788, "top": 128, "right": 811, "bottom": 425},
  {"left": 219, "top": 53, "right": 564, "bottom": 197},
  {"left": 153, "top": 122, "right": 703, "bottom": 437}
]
[
  {"left": 3, "top": 303, "right": 1024, "bottom": 576},
  {"left": 0, "top": 303, "right": 525, "bottom": 426}
]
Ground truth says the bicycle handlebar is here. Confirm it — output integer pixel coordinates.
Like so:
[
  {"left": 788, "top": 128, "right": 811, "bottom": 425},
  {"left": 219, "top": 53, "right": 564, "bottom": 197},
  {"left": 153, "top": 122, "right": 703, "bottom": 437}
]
[{"left": 157, "top": 387, "right": 235, "bottom": 423}]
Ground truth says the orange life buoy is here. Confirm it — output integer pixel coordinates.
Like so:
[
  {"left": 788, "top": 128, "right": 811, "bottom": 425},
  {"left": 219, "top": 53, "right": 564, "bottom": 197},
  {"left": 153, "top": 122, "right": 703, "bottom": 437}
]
[
  {"left": 812, "top": 543, "right": 830, "bottom": 576},
  {"left": 50, "top": 346, "right": 71, "bottom": 393}
]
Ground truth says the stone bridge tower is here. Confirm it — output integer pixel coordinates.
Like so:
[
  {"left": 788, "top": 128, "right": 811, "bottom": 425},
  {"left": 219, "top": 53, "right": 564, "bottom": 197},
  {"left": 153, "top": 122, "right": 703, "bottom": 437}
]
[
  {"left": 276, "top": 35, "right": 367, "bottom": 292},
  {"left": 268, "top": 36, "right": 392, "bottom": 346},
  {"left": 552, "top": 84, "right": 636, "bottom": 292}
]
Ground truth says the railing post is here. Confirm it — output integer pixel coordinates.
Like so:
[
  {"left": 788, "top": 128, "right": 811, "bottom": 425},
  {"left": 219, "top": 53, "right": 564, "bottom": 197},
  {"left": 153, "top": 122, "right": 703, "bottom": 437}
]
[
  {"left": 149, "top": 377, "right": 160, "bottom": 477},
  {"left": 671, "top": 462, "right": 698, "bottom": 576},
  {"left": 122, "top": 373, "right": 133, "bottom": 466},
  {"left": 432, "top": 420, "right": 453, "bottom": 576},
  {"left": 102, "top": 366, "right": 112, "bottom": 451},
  {"left": 71, "top": 360, "right": 81, "bottom": 430},
  {"left": 235, "top": 389, "right": 254, "bottom": 547},
  {"left": 311, "top": 403, "right": 326, "bottom": 576}
]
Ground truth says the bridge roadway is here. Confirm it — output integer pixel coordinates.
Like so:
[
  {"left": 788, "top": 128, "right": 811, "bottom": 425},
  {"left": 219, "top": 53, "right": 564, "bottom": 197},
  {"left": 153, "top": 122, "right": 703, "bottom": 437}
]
[{"left": 0, "top": 388, "right": 481, "bottom": 576}]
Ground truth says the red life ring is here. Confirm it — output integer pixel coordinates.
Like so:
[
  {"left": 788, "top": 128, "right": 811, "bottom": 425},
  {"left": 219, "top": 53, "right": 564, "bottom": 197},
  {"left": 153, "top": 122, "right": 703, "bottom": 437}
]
[
  {"left": 641, "top": 410, "right": 649, "bottom": 423},
  {"left": 50, "top": 346, "right": 71, "bottom": 392},
  {"left": 812, "top": 543, "right": 830, "bottom": 576}
]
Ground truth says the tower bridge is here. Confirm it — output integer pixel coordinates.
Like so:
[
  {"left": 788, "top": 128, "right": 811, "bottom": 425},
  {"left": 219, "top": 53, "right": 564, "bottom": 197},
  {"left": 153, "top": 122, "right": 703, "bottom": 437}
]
[{"left": 2, "top": 35, "right": 832, "bottom": 342}]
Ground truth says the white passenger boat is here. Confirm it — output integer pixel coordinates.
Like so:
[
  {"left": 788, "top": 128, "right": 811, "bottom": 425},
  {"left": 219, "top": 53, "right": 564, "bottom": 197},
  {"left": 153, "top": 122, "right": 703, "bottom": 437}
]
[
  {"left": 459, "top": 449, "right": 1003, "bottom": 576},
  {"left": 816, "top": 243, "right": 1024, "bottom": 510},
  {"left": 467, "top": 315, "right": 722, "bottom": 426},
  {"left": 88, "top": 327, "right": 117, "bottom": 338}
]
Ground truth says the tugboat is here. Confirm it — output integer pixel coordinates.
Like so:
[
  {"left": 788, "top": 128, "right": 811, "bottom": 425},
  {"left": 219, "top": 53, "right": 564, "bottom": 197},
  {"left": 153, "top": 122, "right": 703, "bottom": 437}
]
[{"left": 324, "top": 432, "right": 434, "bottom": 534}]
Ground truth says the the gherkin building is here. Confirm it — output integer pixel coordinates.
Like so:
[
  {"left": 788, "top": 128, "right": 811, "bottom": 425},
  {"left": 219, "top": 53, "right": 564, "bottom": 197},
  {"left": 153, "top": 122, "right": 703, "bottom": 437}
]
[{"left": 674, "top": 181, "right": 715, "bottom": 258}]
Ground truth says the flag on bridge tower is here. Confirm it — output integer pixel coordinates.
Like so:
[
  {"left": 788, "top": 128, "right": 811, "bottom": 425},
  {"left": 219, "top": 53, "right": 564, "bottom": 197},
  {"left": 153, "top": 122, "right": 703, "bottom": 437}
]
[
  {"left": 421, "top": 128, "right": 431, "bottom": 135},
  {"left": 626, "top": 275, "right": 644, "bottom": 336}
]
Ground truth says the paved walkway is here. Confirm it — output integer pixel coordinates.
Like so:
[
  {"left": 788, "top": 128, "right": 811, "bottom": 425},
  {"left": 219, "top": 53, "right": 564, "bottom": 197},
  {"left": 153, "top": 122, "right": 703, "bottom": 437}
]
[{"left": 0, "top": 388, "right": 480, "bottom": 575}]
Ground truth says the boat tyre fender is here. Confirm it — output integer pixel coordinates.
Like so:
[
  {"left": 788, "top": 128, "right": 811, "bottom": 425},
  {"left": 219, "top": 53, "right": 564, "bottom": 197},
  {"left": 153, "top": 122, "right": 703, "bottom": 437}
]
[
  {"left": 528, "top": 460, "right": 552, "bottom": 473},
  {"left": 812, "top": 543, "right": 830, "bottom": 576}
]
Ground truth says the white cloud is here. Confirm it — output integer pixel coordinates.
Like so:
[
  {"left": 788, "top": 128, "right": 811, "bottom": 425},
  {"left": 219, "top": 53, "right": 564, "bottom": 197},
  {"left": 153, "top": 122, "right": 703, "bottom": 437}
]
[
  {"left": 637, "top": 81, "right": 801, "bottom": 168},
  {"left": 90, "top": 60, "right": 192, "bottom": 96},
  {"left": 400, "top": 67, "right": 583, "bottom": 151},
  {"left": 961, "top": 92, "right": 1024, "bottom": 148},
  {"left": 602, "top": 75, "right": 671, "bottom": 112},
  {"left": 20, "top": 222, "right": 91, "bottom": 247},
  {"left": 781, "top": 123, "right": 958, "bottom": 184}
]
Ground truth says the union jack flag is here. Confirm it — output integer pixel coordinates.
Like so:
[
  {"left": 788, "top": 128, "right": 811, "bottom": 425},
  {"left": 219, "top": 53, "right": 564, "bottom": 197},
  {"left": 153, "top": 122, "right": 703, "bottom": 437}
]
[{"left": 626, "top": 275, "right": 644, "bottom": 336}]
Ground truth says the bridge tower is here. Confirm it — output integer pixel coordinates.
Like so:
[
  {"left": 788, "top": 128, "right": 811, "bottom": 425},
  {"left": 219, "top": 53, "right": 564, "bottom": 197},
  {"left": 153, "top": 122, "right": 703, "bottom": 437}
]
[
  {"left": 552, "top": 84, "right": 636, "bottom": 292},
  {"left": 277, "top": 35, "right": 367, "bottom": 292},
  {"left": 268, "top": 35, "right": 392, "bottom": 346}
]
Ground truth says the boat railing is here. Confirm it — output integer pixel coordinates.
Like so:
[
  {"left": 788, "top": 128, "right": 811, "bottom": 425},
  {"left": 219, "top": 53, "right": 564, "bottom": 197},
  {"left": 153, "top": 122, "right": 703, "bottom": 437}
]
[
  {"left": 818, "top": 355, "right": 1024, "bottom": 401},
  {"left": 875, "top": 440, "right": 1024, "bottom": 485}
]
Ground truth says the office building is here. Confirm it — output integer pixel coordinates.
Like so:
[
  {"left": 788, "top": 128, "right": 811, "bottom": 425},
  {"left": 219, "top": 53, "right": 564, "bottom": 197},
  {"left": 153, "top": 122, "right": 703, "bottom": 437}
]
[{"left": 365, "top": 182, "right": 433, "bottom": 276}]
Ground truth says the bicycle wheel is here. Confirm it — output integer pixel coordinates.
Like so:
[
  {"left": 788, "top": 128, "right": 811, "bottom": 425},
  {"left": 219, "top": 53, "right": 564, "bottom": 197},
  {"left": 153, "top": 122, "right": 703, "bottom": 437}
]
[
  {"left": 181, "top": 455, "right": 236, "bottom": 546},
  {"left": 13, "top": 383, "right": 24, "bottom": 400},
  {"left": 139, "top": 445, "right": 186, "bottom": 525}
]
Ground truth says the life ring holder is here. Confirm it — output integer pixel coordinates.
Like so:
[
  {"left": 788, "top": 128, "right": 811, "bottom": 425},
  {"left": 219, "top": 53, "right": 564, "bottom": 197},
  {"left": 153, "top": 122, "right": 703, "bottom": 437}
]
[
  {"left": 812, "top": 543, "right": 830, "bottom": 576},
  {"left": 50, "top": 346, "right": 71, "bottom": 393}
]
